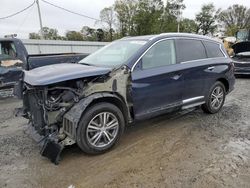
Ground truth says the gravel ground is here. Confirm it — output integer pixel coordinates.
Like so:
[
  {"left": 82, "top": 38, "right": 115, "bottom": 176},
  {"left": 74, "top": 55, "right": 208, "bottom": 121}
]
[{"left": 0, "top": 78, "right": 250, "bottom": 188}]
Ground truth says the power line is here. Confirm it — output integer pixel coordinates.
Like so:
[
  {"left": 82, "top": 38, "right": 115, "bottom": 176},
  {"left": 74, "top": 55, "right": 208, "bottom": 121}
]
[
  {"left": 0, "top": 1, "right": 35, "bottom": 20},
  {"left": 41, "top": 0, "right": 101, "bottom": 22},
  {"left": 16, "top": 3, "right": 35, "bottom": 34}
]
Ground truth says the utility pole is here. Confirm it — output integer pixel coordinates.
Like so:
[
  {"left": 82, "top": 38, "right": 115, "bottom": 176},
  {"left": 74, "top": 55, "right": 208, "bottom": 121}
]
[
  {"left": 176, "top": 4, "right": 181, "bottom": 33},
  {"left": 177, "top": 20, "right": 180, "bottom": 33},
  {"left": 36, "top": 0, "right": 44, "bottom": 39}
]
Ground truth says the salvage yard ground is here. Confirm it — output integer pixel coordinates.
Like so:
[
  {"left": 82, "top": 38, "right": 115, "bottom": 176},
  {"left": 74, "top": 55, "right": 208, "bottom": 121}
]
[{"left": 0, "top": 79, "right": 250, "bottom": 188}]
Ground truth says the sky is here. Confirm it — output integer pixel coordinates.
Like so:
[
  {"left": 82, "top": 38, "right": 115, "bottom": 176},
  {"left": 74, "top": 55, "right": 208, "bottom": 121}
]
[{"left": 0, "top": 0, "right": 249, "bottom": 39}]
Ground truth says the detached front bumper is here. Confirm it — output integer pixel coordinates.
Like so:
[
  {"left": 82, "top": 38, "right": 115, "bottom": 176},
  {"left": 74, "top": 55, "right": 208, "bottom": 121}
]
[
  {"left": 24, "top": 123, "right": 64, "bottom": 164},
  {"left": 17, "top": 99, "right": 75, "bottom": 165}
]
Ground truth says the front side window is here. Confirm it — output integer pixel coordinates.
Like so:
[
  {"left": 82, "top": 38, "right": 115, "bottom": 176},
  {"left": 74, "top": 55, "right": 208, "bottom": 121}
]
[
  {"left": 203, "top": 41, "right": 225, "bottom": 58},
  {"left": 175, "top": 39, "right": 206, "bottom": 63},
  {"left": 141, "top": 40, "right": 176, "bottom": 69}
]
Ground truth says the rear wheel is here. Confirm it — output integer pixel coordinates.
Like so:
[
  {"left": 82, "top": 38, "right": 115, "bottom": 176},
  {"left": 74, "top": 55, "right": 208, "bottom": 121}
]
[
  {"left": 202, "top": 82, "right": 226, "bottom": 114},
  {"left": 76, "top": 102, "right": 125, "bottom": 154}
]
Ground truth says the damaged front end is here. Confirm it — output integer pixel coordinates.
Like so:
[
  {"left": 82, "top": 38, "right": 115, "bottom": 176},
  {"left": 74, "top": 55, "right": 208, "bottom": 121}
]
[
  {"left": 21, "top": 65, "right": 131, "bottom": 164},
  {"left": 23, "top": 82, "right": 81, "bottom": 164}
]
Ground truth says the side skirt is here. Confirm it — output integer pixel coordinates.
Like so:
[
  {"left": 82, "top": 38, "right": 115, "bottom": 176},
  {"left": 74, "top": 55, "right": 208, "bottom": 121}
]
[
  {"left": 182, "top": 96, "right": 205, "bottom": 110},
  {"left": 135, "top": 96, "right": 205, "bottom": 121}
]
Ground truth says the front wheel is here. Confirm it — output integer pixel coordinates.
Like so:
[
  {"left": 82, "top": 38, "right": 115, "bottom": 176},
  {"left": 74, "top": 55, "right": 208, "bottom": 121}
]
[
  {"left": 76, "top": 102, "right": 125, "bottom": 154},
  {"left": 202, "top": 81, "right": 226, "bottom": 114}
]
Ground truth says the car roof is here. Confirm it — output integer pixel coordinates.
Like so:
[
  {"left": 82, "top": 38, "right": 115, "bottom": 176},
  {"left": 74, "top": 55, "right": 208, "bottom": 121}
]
[
  {"left": 121, "top": 33, "right": 220, "bottom": 43},
  {"left": 0, "top": 38, "right": 20, "bottom": 42}
]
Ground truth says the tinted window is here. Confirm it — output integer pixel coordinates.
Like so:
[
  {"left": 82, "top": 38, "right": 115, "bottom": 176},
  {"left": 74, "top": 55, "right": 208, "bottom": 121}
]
[
  {"left": 0, "top": 41, "right": 17, "bottom": 60},
  {"left": 142, "top": 40, "right": 176, "bottom": 69},
  {"left": 175, "top": 39, "right": 206, "bottom": 63},
  {"left": 203, "top": 41, "right": 225, "bottom": 58}
]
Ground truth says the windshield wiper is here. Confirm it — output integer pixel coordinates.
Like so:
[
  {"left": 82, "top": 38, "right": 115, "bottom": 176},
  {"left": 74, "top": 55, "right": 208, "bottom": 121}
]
[{"left": 79, "top": 62, "right": 92, "bottom": 66}]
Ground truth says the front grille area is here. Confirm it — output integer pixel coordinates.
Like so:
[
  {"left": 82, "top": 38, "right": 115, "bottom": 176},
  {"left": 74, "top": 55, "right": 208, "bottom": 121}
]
[{"left": 26, "top": 91, "right": 46, "bottom": 135}]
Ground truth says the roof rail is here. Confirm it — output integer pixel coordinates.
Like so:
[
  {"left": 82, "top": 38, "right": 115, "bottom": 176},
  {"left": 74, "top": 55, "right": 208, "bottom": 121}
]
[{"left": 121, "top": 36, "right": 131, "bottom": 39}]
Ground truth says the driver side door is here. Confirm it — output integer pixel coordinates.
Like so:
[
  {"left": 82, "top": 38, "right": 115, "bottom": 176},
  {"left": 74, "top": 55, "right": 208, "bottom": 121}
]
[{"left": 131, "top": 39, "right": 184, "bottom": 120}]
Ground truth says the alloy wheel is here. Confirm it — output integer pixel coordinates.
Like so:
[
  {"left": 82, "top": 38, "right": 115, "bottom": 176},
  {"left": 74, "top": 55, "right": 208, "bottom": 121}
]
[
  {"left": 86, "top": 112, "right": 119, "bottom": 148},
  {"left": 210, "top": 86, "right": 224, "bottom": 110}
]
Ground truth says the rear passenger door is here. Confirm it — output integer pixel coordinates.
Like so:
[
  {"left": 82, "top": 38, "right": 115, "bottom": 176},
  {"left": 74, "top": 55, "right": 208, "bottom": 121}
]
[
  {"left": 175, "top": 39, "right": 208, "bottom": 103},
  {"left": 175, "top": 39, "right": 227, "bottom": 105},
  {"left": 201, "top": 41, "right": 228, "bottom": 93}
]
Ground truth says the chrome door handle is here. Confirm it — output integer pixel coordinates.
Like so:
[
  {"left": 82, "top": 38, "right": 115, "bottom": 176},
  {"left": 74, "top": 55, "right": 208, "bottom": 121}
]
[
  {"left": 171, "top": 74, "right": 182, "bottom": 80},
  {"left": 208, "top": 66, "right": 215, "bottom": 71}
]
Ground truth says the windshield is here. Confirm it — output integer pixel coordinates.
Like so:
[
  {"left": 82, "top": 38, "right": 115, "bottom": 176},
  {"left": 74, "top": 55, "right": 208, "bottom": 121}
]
[{"left": 79, "top": 40, "right": 147, "bottom": 67}]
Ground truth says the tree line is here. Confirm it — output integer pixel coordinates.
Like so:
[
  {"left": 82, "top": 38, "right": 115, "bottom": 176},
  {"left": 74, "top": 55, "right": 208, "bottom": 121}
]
[{"left": 29, "top": 0, "right": 250, "bottom": 41}]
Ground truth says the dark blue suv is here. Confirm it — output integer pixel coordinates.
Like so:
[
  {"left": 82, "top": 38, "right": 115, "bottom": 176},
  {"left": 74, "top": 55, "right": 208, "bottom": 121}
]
[{"left": 22, "top": 33, "right": 235, "bottom": 163}]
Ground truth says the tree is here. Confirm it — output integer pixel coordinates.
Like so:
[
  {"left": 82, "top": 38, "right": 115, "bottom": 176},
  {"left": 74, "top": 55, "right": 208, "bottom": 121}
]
[
  {"left": 195, "top": 3, "right": 219, "bottom": 35},
  {"left": 29, "top": 32, "right": 41, "bottom": 39},
  {"left": 29, "top": 27, "right": 61, "bottom": 40},
  {"left": 133, "top": 0, "right": 164, "bottom": 35},
  {"left": 65, "top": 31, "right": 84, "bottom": 41},
  {"left": 218, "top": 4, "right": 250, "bottom": 36},
  {"left": 161, "top": 0, "right": 186, "bottom": 32},
  {"left": 41, "top": 27, "right": 60, "bottom": 40},
  {"left": 99, "top": 6, "right": 116, "bottom": 41},
  {"left": 96, "top": 29, "right": 105, "bottom": 41},
  {"left": 180, "top": 18, "right": 198, "bottom": 33},
  {"left": 165, "top": 0, "right": 185, "bottom": 18},
  {"left": 114, "top": 0, "right": 138, "bottom": 37},
  {"left": 81, "top": 26, "right": 96, "bottom": 41}
]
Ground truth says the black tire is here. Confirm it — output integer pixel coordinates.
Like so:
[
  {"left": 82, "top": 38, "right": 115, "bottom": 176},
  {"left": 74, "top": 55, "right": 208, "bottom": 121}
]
[
  {"left": 76, "top": 102, "right": 125, "bottom": 154},
  {"left": 202, "top": 81, "right": 226, "bottom": 114}
]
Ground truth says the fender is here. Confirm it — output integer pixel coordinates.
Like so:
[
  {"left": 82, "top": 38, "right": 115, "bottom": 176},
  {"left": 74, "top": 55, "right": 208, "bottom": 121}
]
[{"left": 62, "top": 92, "right": 131, "bottom": 140}]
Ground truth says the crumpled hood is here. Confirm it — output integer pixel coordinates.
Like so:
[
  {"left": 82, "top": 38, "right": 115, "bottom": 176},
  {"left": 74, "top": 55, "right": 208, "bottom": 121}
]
[
  {"left": 232, "top": 41, "right": 250, "bottom": 54},
  {"left": 24, "top": 63, "right": 111, "bottom": 86}
]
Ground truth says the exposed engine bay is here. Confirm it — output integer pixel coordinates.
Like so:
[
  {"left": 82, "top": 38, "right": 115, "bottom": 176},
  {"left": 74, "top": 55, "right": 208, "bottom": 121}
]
[{"left": 20, "top": 65, "right": 131, "bottom": 164}]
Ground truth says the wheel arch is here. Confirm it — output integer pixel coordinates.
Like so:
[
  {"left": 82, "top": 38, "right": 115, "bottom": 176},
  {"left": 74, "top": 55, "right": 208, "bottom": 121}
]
[
  {"left": 63, "top": 92, "right": 131, "bottom": 140},
  {"left": 217, "top": 78, "right": 229, "bottom": 93},
  {"left": 85, "top": 94, "right": 130, "bottom": 125}
]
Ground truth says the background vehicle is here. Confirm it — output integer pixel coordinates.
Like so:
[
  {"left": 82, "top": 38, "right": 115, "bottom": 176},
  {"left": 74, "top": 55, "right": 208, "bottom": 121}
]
[
  {"left": 0, "top": 38, "right": 88, "bottom": 95},
  {"left": 19, "top": 33, "right": 235, "bottom": 164},
  {"left": 221, "top": 29, "right": 250, "bottom": 75},
  {"left": 236, "top": 29, "right": 250, "bottom": 42},
  {"left": 231, "top": 41, "right": 250, "bottom": 75}
]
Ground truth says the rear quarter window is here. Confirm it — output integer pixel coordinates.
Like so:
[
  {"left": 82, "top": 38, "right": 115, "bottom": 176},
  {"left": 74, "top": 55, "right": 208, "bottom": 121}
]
[
  {"left": 203, "top": 41, "right": 225, "bottom": 58},
  {"left": 175, "top": 39, "right": 207, "bottom": 63}
]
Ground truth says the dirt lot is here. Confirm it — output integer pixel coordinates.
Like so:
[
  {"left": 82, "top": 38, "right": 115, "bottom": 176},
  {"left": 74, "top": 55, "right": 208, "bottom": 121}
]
[{"left": 0, "top": 78, "right": 250, "bottom": 188}]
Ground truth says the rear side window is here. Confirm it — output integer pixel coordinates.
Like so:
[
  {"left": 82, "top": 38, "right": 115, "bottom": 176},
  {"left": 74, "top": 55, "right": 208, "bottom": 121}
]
[
  {"left": 175, "top": 39, "right": 206, "bottom": 63},
  {"left": 203, "top": 41, "right": 225, "bottom": 58}
]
